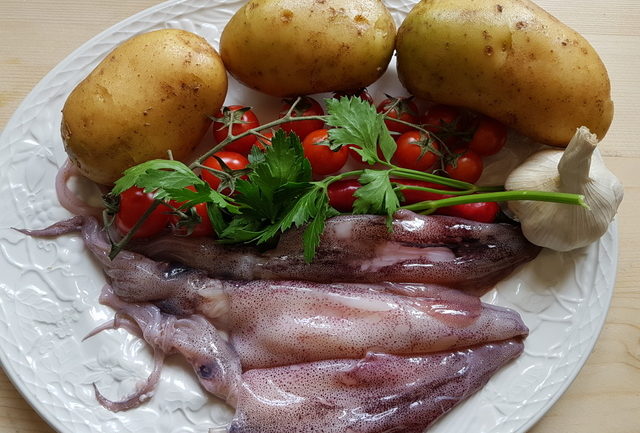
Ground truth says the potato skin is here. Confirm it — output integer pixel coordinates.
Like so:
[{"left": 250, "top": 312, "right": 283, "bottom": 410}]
[
  {"left": 396, "top": 0, "right": 613, "bottom": 146},
  {"left": 219, "top": 0, "right": 396, "bottom": 97},
  {"left": 62, "top": 29, "right": 228, "bottom": 185}
]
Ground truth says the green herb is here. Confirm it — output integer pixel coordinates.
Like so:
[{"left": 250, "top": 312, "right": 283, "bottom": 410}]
[
  {"left": 112, "top": 159, "right": 238, "bottom": 213},
  {"left": 217, "top": 130, "right": 327, "bottom": 258},
  {"left": 107, "top": 96, "right": 587, "bottom": 262},
  {"left": 353, "top": 170, "right": 399, "bottom": 221},
  {"left": 326, "top": 97, "right": 396, "bottom": 163}
]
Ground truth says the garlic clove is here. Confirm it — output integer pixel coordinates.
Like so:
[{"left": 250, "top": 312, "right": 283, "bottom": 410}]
[{"left": 505, "top": 126, "right": 623, "bottom": 252}]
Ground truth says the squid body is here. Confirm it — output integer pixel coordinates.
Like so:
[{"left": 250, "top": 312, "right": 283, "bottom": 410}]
[
  {"left": 131, "top": 210, "right": 541, "bottom": 295},
  {"left": 94, "top": 285, "right": 523, "bottom": 433},
  {"left": 37, "top": 217, "right": 528, "bottom": 369},
  {"left": 21, "top": 215, "right": 531, "bottom": 432}
]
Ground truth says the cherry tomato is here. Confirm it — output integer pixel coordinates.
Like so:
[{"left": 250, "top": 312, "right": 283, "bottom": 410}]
[
  {"left": 437, "top": 201, "right": 500, "bottom": 223},
  {"left": 421, "top": 105, "right": 461, "bottom": 133},
  {"left": 212, "top": 105, "right": 260, "bottom": 155},
  {"left": 393, "top": 131, "right": 440, "bottom": 171},
  {"left": 168, "top": 186, "right": 213, "bottom": 237},
  {"left": 377, "top": 96, "right": 419, "bottom": 134},
  {"left": 201, "top": 151, "right": 250, "bottom": 191},
  {"left": 278, "top": 96, "right": 325, "bottom": 140},
  {"left": 254, "top": 130, "right": 274, "bottom": 150},
  {"left": 333, "top": 88, "right": 374, "bottom": 104},
  {"left": 468, "top": 116, "right": 508, "bottom": 156},
  {"left": 393, "top": 179, "right": 454, "bottom": 203},
  {"left": 115, "top": 186, "right": 170, "bottom": 238},
  {"left": 421, "top": 105, "right": 468, "bottom": 148},
  {"left": 327, "top": 179, "right": 361, "bottom": 212},
  {"left": 302, "top": 129, "right": 349, "bottom": 175},
  {"left": 392, "top": 179, "right": 499, "bottom": 223},
  {"left": 445, "top": 150, "right": 484, "bottom": 184}
]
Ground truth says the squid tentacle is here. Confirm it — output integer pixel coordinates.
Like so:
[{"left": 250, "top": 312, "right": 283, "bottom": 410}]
[{"left": 92, "top": 348, "right": 166, "bottom": 412}]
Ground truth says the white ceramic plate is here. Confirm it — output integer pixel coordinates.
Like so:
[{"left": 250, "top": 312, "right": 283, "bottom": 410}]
[{"left": 0, "top": 1, "right": 618, "bottom": 432}]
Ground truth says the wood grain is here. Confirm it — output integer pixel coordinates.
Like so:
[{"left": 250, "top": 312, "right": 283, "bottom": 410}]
[{"left": 1, "top": 1, "right": 638, "bottom": 432}]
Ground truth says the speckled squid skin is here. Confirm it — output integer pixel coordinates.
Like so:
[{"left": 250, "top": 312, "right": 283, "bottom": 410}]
[
  {"left": 131, "top": 210, "right": 541, "bottom": 296},
  {"left": 95, "top": 285, "right": 523, "bottom": 431},
  {"left": 22, "top": 217, "right": 527, "bottom": 430},
  {"left": 33, "top": 217, "right": 526, "bottom": 370},
  {"left": 230, "top": 340, "right": 524, "bottom": 433}
]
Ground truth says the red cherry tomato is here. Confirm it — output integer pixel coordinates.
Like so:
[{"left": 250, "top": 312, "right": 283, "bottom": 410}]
[
  {"left": 392, "top": 179, "right": 499, "bottom": 223},
  {"left": 393, "top": 179, "right": 454, "bottom": 203},
  {"left": 468, "top": 116, "right": 508, "bottom": 156},
  {"left": 302, "top": 129, "right": 349, "bottom": 175},
  {"left": 445, "top": 150, "right": 484, "bottom": 184},
  {"left": 333, "top": 88, "right": 374, "bottom": 104},
  {"left": 393, "top": 131, "right": 440, "bottom": 171},
  {"left": 437, "top": 201, "right": 500, "bottom": 223},
  {"left": 278, "top": 96, "right": 325, "bottom": 140},
  {"left": 168, "top": 186, "right": 213, "bottom": 237},
  {"left": 254, "top": 130, "right": 274, "bottom": 150},
  {"left": 115, "top": 186, "right": 170, "bottom": 238},
  {"left": 212, "top": 105, "right": 260, "bottom": 155},
  {"left": 421, "top": 105, "right": 462, "bottom": 133},
  {"left": 421, "top": 105, "right": 468, "bottom": 148},
  {"left": 201, "top": 151, "right": 250, "bottom": 191},
  {"left": 377, "top": 96, "right": 419, "bottom": 134},
  {"left": 327, "top": 179, "right": 361, "bottom": 212}
]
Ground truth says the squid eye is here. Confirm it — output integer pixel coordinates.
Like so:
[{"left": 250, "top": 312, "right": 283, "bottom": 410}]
[{"left": 198, "top": 363, "right": 218, "bottom": 379}]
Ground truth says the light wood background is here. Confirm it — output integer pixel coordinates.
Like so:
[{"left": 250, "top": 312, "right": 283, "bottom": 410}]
[{"left": 1, "top": 1, "right": 638, "bottom": 432}]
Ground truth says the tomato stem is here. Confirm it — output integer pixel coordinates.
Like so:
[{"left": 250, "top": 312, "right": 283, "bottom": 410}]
[{"left": 191, "top": 113, "right": 326, "bottom": 168}]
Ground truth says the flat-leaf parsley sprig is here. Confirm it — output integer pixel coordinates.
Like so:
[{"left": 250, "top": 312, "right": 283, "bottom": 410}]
[{"left": 107, "top": 96, "right": 586, "bottom": 261}]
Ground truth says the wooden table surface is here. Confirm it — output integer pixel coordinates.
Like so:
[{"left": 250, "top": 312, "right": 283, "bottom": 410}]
[{"left": 1, "top": 1, "right": 638, "bottom": 432}]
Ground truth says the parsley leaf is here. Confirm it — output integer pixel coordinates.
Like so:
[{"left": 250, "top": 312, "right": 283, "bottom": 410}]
[
  {"left": 218, "top": 130, "right": 321, "bottom": 251},
  {"left": 378, "top": 121, "right": 397, "bottom": 163},
  {"left": 353, "top": 169, "right": 400, "bottom": 219},
  {"left": 113, "top": 160, "right": 200, "bottom": 194},
  {"left": 326, "top": 96, "right": 396, "bottom": 164},
  {"left": 111, "top": 159, "right": 239, "bottom": 214}
]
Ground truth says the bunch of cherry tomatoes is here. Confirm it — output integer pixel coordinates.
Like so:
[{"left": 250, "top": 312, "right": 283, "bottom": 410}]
[{"left": 115, "top": 90, "right": 508, "bottom": 239}]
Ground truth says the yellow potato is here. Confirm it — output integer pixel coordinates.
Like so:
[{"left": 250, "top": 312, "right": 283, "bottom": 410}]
[
  {"left": 396, "top": 0, "right": 613, "bottom": 146},
  {"left": 62, "top": 29, "right": 228, "bottom": 185},
  {"left": 219, "top": 0, "right": 396, "bottom": 97}
]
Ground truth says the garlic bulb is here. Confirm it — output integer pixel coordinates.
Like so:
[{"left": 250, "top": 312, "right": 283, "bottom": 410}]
[{"left": 504, "top": 126, "right": 623, "bottom": 251}]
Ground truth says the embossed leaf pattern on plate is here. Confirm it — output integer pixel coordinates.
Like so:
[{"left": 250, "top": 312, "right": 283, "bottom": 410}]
[{"left": 0, "top": 1, "right": 617, "bottom": 432}]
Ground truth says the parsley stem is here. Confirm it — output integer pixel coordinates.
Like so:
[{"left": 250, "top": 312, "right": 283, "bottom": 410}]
[
  {"left": 395, "top": 184, "right": 475, "bottom": 196},
  {"left": 320, "top": 170, "right": 366, "bottom": 184},
  {"left": 402, "top": 191, "right": 587, "bottom": 213},
  {"left": 387, "top": 167, "right": 477, "bottom": 190}
]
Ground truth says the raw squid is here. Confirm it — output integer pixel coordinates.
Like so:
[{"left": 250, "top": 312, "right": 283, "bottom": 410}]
[
  {"left": 86, "top": 285, "right": 241, "bottom": 411},
  {"left": 130, "top": 210, "right": 541, "bottom": 295},
  {"left": 22, "top": 217, "right": 528, "bottom": 369},
  {"left": 232, "top": 340, "right": 524, "bottom": 433},
  {"left": 92, "top": 285, "right": 524, "bottom": 432}
]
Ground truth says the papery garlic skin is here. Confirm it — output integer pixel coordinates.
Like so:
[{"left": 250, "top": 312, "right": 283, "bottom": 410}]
[{"left": 505, "top": 127, "right": 623, "bottom": 252}]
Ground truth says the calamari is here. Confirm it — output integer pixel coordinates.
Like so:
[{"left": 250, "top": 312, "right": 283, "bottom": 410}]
[
  {"left": 91, "top": 285, "right": 524, "bottom": 432},
  {"left": 24, "top": 217, "right": 528, "bottom": 369},
  {"left": 130, "top": 210, "right": 541, "bottom": 295},
  {"left": 86, "top": 285, "right": 241, "bottom": 411},
  {"left": 232, "top": 340, "right": 524, "bottom": 433}
]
